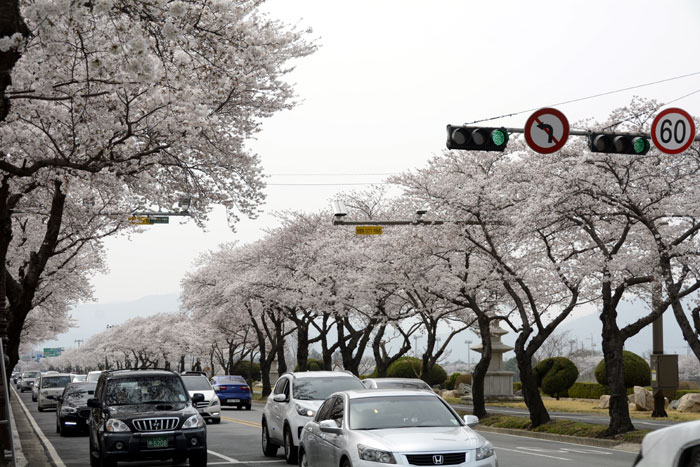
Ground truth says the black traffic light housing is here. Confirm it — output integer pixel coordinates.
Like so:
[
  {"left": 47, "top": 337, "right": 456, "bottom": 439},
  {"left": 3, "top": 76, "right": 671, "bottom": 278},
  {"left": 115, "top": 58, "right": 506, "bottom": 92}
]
[
  {"left": 588, "top": 133, "right": 650, "bottom": 155},
  {"left": 446, "top": 125, "right": 509, "bottom": 152}
]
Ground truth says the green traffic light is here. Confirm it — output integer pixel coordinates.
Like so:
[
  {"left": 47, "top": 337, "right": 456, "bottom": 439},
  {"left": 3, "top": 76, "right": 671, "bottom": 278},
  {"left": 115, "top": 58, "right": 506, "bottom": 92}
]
[
  {"left": 491, "top": 129, "right": 507, "bottom": 146},
  {"left": 633, "top": 137, "right": 649, "bottom": 154}
]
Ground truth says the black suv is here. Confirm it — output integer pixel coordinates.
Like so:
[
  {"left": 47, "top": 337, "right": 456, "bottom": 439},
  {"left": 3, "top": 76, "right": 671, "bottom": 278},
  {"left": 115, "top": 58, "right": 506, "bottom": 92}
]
[{"left": 87, "top": 369, "right": 207, "bottom": 467}]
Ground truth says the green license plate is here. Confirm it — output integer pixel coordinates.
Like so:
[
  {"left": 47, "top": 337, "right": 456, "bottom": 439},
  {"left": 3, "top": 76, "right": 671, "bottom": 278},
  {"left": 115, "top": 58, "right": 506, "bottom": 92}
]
[{"left": 146, "top": 436, "right": 168, "bottom": 449}]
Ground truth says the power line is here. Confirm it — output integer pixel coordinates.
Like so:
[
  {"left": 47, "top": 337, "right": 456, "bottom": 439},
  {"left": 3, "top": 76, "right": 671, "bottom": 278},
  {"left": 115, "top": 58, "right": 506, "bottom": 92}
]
[{"left": 466, "top": 71, "right": 700, "bottom": 125}]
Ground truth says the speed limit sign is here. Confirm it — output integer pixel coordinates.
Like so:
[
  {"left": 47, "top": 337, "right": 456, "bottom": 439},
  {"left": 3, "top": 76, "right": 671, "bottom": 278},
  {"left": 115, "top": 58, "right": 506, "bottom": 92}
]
[{"left": 651, "top": 108, "right": 696, "bottom": 155}]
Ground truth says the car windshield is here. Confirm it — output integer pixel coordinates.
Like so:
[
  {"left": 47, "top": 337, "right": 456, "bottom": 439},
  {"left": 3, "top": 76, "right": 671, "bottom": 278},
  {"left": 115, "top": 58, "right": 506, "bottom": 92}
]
[
  {"left": 63, "top": 384, "right": 96, "bottom": 402},
  {"left": 104, "top": 376, "right": 188, "bottom": 405},
  {"left": 293, "top": 377, "right": 364, "bottom": 401},
  {"left": 349, "top": 395, "right": 462, "bottom": 430},
  {"left": 41, "top": 376, "right": 71, "bottom": 388},
  {"left": 374, "top": 380, "right": 431, "bottom": 390},
  {"left": 23, "top": 372, "right": 40, "bottom": 378},
  {"left": 182, "top": 376, "right": 212, "bottom": 391},
  {"left": 72, "top": 375, "right": 87, "bottom": 382}
]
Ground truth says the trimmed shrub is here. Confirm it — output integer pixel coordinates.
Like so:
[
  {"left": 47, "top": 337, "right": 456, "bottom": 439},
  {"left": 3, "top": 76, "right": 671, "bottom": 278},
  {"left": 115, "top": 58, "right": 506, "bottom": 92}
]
[
  {"left": 231, "top": 361, "right": 261, "bottom": 381},
  {"left": 386, "top": 357, "right": 447, "bottom": 386},
  {"left": 445, "top": 373, "right": 461, "bottom": 390},
  {"left": 679, "top": 380, "right": 700, "bottom": 390},
  {"left": 567, "top": 382, "right": 608, "bottom": 399},
  {"left": 294, "top": 358, "right": 324, "bottom": 372},
  {"left": 533, "top": 357, "right": 579, "bottom": 399},
  {"left": 594, "top": 351, "right": 651, "bottom": 388},
  {"left": 513, "top": 382, "right": 522, "bottom": 392},
  {"left": 455, "top": 373, "right": 472, "bottom": 387}
]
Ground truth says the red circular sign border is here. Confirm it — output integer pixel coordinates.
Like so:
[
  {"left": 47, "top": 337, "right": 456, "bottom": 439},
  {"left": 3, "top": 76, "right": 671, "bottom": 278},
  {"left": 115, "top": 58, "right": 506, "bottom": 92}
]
[
  {"left": 651, "top": 107, "right": 696, "bottom": 155},
  {"left": 524, "top": 107, "right": 570, "bottom": 154}
]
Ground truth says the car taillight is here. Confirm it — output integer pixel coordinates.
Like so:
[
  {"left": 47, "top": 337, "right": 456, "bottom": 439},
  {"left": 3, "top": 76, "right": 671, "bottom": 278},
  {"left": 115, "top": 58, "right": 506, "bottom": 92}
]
[
  {"left": 216, "top": 385, "right": 227, "bottom": 391},
  {"left": 241, "top": 386, "right": 250, "bottom": 391}
]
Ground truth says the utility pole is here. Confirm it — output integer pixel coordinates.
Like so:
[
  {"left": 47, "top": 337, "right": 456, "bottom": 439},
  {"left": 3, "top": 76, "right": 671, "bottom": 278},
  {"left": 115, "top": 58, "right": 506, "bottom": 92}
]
[
  {"left": 465, "top": 340, "right": 472, "bottom": 372},
  {"left": 74, "top": 339, "right": 83, "bottom": 348}
]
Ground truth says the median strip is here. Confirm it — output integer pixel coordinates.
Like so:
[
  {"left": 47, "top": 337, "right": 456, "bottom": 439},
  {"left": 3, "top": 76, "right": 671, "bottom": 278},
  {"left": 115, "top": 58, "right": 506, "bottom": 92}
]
[{"left": 221, "top": 416, "right": 262, "bottom": 428}]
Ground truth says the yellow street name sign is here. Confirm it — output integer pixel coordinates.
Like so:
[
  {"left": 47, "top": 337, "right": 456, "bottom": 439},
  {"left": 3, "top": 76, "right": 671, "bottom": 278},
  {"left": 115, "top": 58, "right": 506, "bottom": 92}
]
[
  {"left": 129, "top": 216, "right": 150, "bottom": 225},
  {"left": 355, "top": 226, "right": 383, "bottom": 235}
]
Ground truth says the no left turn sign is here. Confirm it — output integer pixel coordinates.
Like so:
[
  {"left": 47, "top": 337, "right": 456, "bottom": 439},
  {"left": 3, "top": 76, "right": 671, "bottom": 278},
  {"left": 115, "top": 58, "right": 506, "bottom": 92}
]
[
  {"left": 651, "top": 107, "right": 696, "bottom": 155},
  {"left": 525, "top": 108, "right": 570, "bottom": 154}
]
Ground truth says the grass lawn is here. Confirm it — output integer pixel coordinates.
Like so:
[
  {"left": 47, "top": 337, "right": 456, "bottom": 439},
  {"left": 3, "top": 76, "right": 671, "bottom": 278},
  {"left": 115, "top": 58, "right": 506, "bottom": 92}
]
[{"left": 469, "top": 414, "right": 650, "bottom": 443}]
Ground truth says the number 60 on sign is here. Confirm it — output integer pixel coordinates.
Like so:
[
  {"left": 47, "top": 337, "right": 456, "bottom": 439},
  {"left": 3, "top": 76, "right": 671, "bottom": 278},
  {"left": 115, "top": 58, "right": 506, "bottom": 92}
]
[{"left": 651, "top": 107, "right": 696, "bottom": 155}]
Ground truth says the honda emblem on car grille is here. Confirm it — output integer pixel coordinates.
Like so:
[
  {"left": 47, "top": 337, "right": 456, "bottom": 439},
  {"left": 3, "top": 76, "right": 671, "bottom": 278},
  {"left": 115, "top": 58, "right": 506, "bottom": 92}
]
[{"left": 432, "top": 455, "right": 444, "bottom": 465}]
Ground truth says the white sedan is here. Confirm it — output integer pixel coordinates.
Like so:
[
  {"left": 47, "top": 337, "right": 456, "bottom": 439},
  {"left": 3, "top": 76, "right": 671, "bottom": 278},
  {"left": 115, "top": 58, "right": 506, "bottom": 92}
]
[
  {"left": 298, "top": 389, "right": 496, "bottom": 467},
  {"left": 633, "top": 420, "right": 700, "bottom": 466}
]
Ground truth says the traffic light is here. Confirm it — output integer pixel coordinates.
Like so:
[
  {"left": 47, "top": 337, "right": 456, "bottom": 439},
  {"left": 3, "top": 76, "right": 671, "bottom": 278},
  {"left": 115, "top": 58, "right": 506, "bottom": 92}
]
[
  {"left": 587, "top": 133, "right": 650, "bottom": 155},
  {"left": 446, "top": 125, "right": 509, "bottom": 151}
]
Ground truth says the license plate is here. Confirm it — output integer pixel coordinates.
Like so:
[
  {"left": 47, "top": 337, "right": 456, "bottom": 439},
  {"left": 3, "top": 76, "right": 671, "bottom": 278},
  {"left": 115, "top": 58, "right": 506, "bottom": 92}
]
[
  {"left": 146, "top": 436, "right": 168, "bottom": 449},
  {"left": 228, "top": 399, "right": 240, "bottom": 402}
]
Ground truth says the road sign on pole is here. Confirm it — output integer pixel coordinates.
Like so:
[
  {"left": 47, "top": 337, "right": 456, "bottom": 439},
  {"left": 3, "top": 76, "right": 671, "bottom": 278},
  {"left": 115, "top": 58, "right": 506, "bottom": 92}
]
[
  {"left": 524, "top": 108, "right": 570, "bottom": 154},
  {"left": 651, "top": 107, "right": 696, "bottom": 155},
  {"left": 355, "top": 226, "right": 383, "bottom": 235},
  {"left": 129, "top": 216, "right": 150, "bottom": 225}
]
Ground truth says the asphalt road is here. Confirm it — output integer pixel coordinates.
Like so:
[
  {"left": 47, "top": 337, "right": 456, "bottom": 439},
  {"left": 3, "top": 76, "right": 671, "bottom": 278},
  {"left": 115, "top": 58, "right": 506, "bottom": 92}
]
[{"left": 15, "top": 391, "right": 638, "bottom": 467}]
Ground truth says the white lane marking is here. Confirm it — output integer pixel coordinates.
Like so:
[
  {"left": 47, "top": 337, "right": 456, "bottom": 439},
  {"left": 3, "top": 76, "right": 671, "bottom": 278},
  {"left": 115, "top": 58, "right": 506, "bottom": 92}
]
[
  {"left": 560, "top": 447, "right": 612, "bottom": 455},
  {"left": 208, "top": 462, "right": 287, "bottom": 466},
  {"left": 12, "top": 388, "right": 66, "bottom": 467},
  {"left": 478, "top": 430, "right": 640, "bottom": 454},
  {"left": 209, "top": 449, "right": 242, "bottom": 463},
  {"left": 496, "top": 446, "right": 571, "bottom": 461}
]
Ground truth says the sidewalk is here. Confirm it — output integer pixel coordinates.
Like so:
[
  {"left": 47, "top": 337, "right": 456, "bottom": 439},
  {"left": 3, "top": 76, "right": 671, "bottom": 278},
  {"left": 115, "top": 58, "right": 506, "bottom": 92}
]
[{"left": 9, "top": 387, "right": 54, "bottom": 467}]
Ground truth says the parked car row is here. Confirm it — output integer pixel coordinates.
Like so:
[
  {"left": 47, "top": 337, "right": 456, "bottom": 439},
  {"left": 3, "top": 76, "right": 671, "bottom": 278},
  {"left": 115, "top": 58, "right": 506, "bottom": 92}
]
[
  {"left": 14, "top": 368, "right": 256, "bottom": 467},
  {"left": 261, "top": 372, "right": 498, "bottom": 467}
]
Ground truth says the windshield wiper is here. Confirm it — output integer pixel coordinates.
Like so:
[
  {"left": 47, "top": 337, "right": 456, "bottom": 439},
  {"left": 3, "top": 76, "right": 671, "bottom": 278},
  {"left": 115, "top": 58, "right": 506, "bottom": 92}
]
[{"left": 142, "top": 400, "right": 176, "bottom": 404}]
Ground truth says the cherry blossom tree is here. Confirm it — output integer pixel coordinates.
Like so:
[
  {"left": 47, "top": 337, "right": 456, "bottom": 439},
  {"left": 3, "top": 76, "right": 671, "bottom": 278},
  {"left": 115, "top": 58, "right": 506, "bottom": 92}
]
[{"left": 0, "top": 0, "right": 316, "bottom": 376}]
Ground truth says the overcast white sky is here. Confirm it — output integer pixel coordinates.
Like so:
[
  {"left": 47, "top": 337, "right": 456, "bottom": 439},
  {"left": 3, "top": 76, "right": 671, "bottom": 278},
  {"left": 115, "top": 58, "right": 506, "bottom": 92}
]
[{"left": 88, "top": 0, "right": 700, "bottom": 306}]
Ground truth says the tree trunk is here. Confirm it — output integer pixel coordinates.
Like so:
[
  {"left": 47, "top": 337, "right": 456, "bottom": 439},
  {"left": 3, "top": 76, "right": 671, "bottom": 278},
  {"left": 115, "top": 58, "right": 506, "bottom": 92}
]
[
  {"left": 516, "top": 349, "right": 550, "bottom": 427},
  {"left": 296, "top": 327, "right": 310, "bottom": 371},
  {"left": 471, "top": 314, "right": 492, "bottom": 419},
  {"left": 600, "top": 315, "right": 634, "bottom": 435}
]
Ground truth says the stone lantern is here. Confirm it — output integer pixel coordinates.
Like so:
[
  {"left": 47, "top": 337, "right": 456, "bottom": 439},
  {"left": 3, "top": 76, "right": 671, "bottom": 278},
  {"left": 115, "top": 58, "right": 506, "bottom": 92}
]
[{"left": 471, "top": 321, "right": 515, "bottom": 397}]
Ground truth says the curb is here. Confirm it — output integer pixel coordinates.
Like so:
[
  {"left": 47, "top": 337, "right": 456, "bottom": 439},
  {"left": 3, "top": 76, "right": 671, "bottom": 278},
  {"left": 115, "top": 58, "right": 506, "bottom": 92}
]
[
  {"left": 9, "top": 387, "right": 27, "bottom": 467},
  {"left": 474, "top": 424, "right": 641, "bottom": 452},
  {"left": 11, "top": 387, "right": 64, "bottom": 466}
]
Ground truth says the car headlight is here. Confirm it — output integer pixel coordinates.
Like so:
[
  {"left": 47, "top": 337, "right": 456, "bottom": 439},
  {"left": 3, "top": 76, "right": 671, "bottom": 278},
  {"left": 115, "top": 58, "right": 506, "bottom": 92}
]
[
  {"left": 295, "top": 404, "right": 315, "bottom": 417},
  {"left": 209, "top": 396, "right": 220, "bottom": 407},
  {"left": 358, "top": 444, "right": 396, "bottom": 464},
  {"left": 182, "top": 414, "right": 205, "bottom": 429},
  {"left": 105, "top": 419, "right": 131, "bottom": 432},
  {"left": 61, "top": 406, "right": 78, "bottom": 414},
  {"left": 476, "top": 441, "right": 495, "bottom": 460}
]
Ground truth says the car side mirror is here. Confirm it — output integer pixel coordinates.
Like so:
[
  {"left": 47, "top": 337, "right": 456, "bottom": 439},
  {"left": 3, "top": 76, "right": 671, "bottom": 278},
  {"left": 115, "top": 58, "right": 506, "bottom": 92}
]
[
  {"left": 463, "top": 415, "right": 479, "bottom": 428},
  {"left": 319, "top": 419, "right": 343, "bottom": 434},
  {"left": 192, "top": 393, "right": 205, "bottom": 404},
  {"left": 272, "top": 394, "right": 287, "bottom": 403},
  {"left": 87, "top": 398, "right": 101, "bottom": 409}
]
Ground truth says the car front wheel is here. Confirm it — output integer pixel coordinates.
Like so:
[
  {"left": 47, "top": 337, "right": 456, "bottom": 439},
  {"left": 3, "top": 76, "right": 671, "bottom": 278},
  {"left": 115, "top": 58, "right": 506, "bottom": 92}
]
[
  {"left": 284, "top": 426, "right": 298, "bottom": 464},
  {"left": 299, "top": 449, "right": 309, "bottom": 467},
  {"left": 262, "top": 421, "right": 278, "bottom": 457}
]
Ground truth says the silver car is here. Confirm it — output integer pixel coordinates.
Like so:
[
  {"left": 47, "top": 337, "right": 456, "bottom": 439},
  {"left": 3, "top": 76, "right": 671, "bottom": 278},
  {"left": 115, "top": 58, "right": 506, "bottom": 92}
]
[
  {"left": 182, "top": 374, "right": 221, "bottom": 424},
  {"left": 37, "top": 373, "right": 72, "bottom": 411},
  {"left": 19, "top": 370, "right": 40, "bottom": 393},
  {"left": 298, "top": 389, "right": 497, "bottom": 467},
  {"left": 361, "top": 378, "right": 433, "bottom": 391}
]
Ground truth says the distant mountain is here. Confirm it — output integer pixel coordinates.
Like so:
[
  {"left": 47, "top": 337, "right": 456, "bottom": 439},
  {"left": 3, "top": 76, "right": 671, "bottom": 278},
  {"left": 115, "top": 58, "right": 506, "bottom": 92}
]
[{"left": 41, "top": 293, "right": 180, "bottom": 350}]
